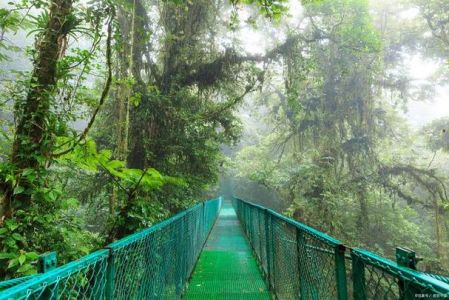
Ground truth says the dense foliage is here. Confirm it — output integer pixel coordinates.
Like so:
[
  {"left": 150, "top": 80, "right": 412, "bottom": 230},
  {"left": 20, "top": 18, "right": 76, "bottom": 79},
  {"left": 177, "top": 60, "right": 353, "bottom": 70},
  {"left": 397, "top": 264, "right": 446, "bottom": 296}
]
[
  {"left": 232, "top": 0, "right": 449, "bottom": 274},
  {"left": 0, "top": 0, "right": 448, "bottom": 279},
  {"left": 0, "top": 0, "right": 294, "bottom": 279}
]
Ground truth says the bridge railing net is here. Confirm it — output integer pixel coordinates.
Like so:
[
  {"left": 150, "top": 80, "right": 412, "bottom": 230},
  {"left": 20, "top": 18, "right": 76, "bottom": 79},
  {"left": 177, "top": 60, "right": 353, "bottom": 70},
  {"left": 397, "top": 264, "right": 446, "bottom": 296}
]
[
  {"left": 0, "top": 198, "right": 222, "bottom": 300},
  {"left": 233, "top": 197, "right": 449, "bottom": 300},
  {"left": 351, "top": 248, "right": 449, "bottom": 299},
  {"left": 232, "top": 197, "right": 348, "bottom": 300},
  {"left": 0, "top": 250, "right": 109, "bottom": 300}
]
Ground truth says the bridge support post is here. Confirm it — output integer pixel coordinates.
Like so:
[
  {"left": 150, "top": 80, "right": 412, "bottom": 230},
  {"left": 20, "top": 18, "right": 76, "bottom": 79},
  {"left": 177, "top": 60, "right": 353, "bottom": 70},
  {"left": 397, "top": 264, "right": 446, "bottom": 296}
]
[
  {"left": 264, "top": 209, "right": 272, "bottom": 290},
  {"left": 296, "top": 228, "right": 308, "bottom": 299},
  {"left": 334, "top": 244, "right": 348, "bottom": 300},
  {"left": 396, "top": 247, "right": 421, "bottom": 300},
  {"left": 105, "top": 248, "right": 115, "bottom": 300},
  {"left": 351, "top": 250, "right": 365, "bottom": 300},
  {"left": 37, "top": 252, "right": 58, "bottom": 300}
]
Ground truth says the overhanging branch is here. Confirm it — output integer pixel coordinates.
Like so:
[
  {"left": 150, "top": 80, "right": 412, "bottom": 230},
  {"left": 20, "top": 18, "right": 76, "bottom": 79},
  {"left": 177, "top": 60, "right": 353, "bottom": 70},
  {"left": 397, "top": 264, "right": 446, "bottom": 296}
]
[{"left": 53, "top": 9, "right": 115, "bottom": 158}]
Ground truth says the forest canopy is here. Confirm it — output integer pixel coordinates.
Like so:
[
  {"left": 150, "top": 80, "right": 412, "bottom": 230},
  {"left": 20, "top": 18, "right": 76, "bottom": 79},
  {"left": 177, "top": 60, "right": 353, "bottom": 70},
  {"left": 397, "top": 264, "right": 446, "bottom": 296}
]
[{"left": 0, "top": 0, "right": 449, "bottom": 279}]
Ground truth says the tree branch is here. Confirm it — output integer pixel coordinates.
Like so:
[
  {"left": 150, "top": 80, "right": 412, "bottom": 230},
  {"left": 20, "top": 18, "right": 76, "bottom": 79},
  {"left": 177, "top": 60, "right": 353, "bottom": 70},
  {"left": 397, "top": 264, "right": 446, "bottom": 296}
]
[{"left": 53, "top": 9, "right": 115, "bottom": 158}]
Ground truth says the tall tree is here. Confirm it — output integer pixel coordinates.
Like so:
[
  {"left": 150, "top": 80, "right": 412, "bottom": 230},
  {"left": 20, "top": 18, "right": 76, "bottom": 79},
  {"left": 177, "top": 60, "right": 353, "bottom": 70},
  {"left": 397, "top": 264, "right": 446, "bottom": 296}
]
[{"left": 2, "top": 0, "right": 74, "bottom": 218}]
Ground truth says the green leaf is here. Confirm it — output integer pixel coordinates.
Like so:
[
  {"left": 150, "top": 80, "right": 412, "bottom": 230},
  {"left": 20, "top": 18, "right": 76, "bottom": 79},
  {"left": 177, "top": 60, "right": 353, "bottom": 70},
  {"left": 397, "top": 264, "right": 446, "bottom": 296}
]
[
  {"left": 105, "top": 160, "right": 124, "bottom": 170},
  {"left": 13, "top": 185, "right": 25, "bottom": 195},
  {"left": 130, "top": 92, "right": 142, "bottom": 107},
  {"left": 5, "top": 174, "right": 16, "bottom": 185},
  {"left": 25, "top": 252, "right": 39, "bottom": 260},
  {"left": 46, "top": 190, "right": 59, "bottom": 202},
  {"left": 5, "top": 237, "right": 17, "bottom": 248},
  {"left": 7, "top": 258, "right": 18, "bottom": 269},
  {"left": 0, "top": 253, "right": 15, "bottom": 260},
  {"left": 18, "top": 254, "right": 26, "bottom": 265},
  {"left": 21, "top": 267, "right": 37, "bottom": 275},
  {"left": 5, "top": 219, "right": 18, "bottom": 231},
  {"left": 12, "top": 233, "right": 23, "bottom": 241},
  {"left": 17, "top": 263, "right": 33, "bottom": 273},
  {"left": 61, "top": 198, "right": 79, "bottom": 209},
  {"left": 22, "top": 169, "right": 36, "bottom": 181}
]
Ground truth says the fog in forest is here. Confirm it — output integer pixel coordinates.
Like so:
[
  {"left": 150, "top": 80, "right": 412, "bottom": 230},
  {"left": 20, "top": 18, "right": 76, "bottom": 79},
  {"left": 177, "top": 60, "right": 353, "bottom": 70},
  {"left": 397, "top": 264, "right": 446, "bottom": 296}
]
[{"left": 1, "top": 0, "right": 449, "bottom": 283}]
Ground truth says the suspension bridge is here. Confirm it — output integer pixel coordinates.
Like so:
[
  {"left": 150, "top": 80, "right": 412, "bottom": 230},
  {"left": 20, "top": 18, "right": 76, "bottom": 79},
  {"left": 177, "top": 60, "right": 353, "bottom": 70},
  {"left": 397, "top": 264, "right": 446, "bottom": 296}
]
[{"left": 1, "top": 196, "right": 449, "bottom": 299}]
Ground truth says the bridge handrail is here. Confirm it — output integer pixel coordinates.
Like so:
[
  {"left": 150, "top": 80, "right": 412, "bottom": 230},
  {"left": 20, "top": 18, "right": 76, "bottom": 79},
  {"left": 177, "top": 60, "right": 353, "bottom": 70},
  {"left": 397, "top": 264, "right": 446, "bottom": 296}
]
[
  {"left": 233, "top": 196, "right": 449, "bottom": 300},
  {"left": 0, "top": 275, "right": 40, "bottom": 291},
  {"left": 0, "top": 250, "right": 109, "bottom": 299},
  {"left": 0, "top": 197, "right": 222, "bottom": 300},
  {"left": 233, "top": 197, "right": 343, "bottom": 247},
  {"left": 425, "top": 273, "right": 449, "bottom": 285},
  {"left": 351, "top": 248, "right": 449, "bottom": 298},
  {"left": 106, "top": 201, "right": 204, "bottom": 250},
  {"left": 233, "top": 196, "right": 348, "bottom": 300}
]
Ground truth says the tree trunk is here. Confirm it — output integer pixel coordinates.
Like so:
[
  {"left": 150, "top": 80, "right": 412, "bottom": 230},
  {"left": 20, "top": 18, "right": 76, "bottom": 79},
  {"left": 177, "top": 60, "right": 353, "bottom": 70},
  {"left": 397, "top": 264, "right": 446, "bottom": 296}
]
[
  {"left": 126, "top": 0, "right": 150, "bottom": 169},
  {"left": 2, "top": 0, "right": 72, "bottom": 218},
  {"left": 110, "top": 6, "right": 132, "bottom": 215}
]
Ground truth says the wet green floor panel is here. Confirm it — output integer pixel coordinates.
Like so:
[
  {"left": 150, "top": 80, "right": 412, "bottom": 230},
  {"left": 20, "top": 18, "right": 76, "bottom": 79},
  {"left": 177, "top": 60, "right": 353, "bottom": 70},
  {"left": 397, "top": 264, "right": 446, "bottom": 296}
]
[{"left": 183, "top": 201, "right": 271, "bottom": 300}]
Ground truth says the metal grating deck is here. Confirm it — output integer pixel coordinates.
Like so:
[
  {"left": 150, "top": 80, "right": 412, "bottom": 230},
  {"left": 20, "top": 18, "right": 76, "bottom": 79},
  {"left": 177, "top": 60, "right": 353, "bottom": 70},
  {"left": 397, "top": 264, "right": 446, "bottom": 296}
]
[{"left": 183, "top": 200, "right": 271, "bottom": 299}]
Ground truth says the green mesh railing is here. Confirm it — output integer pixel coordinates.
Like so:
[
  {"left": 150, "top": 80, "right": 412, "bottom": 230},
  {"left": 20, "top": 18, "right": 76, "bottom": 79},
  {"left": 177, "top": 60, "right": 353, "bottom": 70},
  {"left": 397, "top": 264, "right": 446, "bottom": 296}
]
[
  {"left": 0, "top": 275, "right": 40, "bottom": 292},
  {"left": 232, "top": 197, "right": 348, "bottom": 300},
  {"left": 0, "top": 250, "right": 109, "bottom": 300},
  {"left": 351, "top": 248, "right": 449, "bottom": 299},
  {"left": 106, "top": 198, "right": 221, "bottom": 299},
  {"left": 233, "top": 197, "right": 449, "bottom": 300},
  {"left": 0, "top": 197, "right": 222, "bottom": 300},
  {"left": 425, "top": 273, "right": 449, "bottom": 285}
]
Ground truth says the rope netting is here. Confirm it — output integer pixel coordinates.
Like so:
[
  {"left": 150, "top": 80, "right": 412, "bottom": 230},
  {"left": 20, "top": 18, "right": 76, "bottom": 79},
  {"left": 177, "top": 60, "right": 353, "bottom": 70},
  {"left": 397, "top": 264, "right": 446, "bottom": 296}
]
[
  {"left": 233, "top": 197, "right": 449, "bottom": 300},
  {"left": 0, "top": 198, "right": 222, "bottom": 300}
]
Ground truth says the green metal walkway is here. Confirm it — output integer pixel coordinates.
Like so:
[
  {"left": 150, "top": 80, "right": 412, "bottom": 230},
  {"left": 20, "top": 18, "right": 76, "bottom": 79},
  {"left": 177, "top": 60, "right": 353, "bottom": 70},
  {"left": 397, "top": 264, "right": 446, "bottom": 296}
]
[
  {"left": 183, "top": 200, "right": 271, "bottom": 299},
  {"left": 2, "top": 197, "right": 449, "bottom": 299}
]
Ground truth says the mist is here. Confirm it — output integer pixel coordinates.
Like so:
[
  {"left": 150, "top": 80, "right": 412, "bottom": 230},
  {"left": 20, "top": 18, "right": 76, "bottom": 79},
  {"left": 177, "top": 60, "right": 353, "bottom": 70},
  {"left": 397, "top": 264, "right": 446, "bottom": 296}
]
[{"left": 1, "top": 0, "right": 449, "bottom": 283}]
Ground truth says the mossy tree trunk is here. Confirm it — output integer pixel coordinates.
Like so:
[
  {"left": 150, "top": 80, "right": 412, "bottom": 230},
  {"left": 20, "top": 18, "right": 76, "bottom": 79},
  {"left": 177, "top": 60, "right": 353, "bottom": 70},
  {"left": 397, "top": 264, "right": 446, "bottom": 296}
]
[{"left": 1, "top": 0, "right": 73, "bottom": 218}]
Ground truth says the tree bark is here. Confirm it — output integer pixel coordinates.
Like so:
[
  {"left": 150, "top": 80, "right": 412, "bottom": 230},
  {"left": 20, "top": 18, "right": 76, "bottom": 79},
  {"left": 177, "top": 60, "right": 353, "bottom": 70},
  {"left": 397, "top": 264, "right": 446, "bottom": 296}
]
[{"left": 2, "top": 0, "right": 73, "bottom": 218}]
